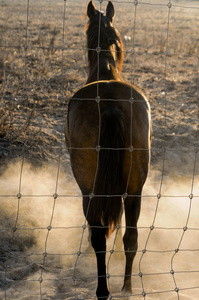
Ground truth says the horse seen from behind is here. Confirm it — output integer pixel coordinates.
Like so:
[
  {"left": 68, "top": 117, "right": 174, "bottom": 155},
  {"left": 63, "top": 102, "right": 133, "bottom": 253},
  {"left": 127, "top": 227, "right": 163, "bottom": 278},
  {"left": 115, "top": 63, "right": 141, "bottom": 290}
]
[{"left": 65, "top": 1, "right": 152, "bottom": 299}]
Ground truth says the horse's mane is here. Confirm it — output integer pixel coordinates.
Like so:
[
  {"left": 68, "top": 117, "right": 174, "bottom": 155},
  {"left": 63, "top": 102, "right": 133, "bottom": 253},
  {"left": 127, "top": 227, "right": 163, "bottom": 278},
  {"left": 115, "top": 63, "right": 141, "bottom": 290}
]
[{"left": 85, "top": 12, "right": 123, "bottom": 73}]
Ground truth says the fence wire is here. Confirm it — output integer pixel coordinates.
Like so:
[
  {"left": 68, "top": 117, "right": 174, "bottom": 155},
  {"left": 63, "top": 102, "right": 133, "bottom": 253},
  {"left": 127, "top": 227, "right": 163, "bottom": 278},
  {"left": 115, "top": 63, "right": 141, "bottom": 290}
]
[{"left": 0, "top": 0, "right": 199, "bottom": 299}]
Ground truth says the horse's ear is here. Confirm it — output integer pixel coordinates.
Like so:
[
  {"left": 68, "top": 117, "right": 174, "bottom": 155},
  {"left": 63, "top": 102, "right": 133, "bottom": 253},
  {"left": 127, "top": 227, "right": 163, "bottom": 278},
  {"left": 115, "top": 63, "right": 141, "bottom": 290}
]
[
  {"left": 106, "top": 1, "right": 115, "bottom": 22},
  {"left": 87, "top": 1, "right": 97, "bottom": 19}
]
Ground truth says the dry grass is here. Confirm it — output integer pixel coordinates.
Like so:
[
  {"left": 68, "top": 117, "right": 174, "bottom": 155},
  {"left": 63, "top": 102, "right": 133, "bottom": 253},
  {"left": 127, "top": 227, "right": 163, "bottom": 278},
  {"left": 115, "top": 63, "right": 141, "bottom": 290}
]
[
  {"left": 0, "top": 0, "right": 198, "bottom": 163},
  {"left": 0, "top": 107, "right": 10, "bottom": 137}
]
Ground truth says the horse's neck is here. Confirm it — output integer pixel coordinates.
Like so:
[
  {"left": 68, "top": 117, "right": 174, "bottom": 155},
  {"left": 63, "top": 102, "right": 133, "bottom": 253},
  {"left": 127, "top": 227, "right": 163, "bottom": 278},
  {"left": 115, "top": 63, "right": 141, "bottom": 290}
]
[{"left": 86, "top": 55, "right": 123, "bottom": 84}]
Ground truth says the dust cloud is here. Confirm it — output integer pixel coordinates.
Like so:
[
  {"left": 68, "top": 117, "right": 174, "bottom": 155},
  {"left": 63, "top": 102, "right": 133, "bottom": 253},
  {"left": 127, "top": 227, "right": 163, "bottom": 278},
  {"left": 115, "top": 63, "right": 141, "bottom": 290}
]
[{"left": 0, "top": 161, "right": 199, "bottom": 299}]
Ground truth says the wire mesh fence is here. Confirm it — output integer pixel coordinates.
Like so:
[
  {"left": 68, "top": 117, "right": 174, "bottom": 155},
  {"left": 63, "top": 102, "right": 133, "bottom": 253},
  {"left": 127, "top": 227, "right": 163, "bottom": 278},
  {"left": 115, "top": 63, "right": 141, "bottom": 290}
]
[{"left": 0, "top": 0, "right": 199, "bottom": 299}]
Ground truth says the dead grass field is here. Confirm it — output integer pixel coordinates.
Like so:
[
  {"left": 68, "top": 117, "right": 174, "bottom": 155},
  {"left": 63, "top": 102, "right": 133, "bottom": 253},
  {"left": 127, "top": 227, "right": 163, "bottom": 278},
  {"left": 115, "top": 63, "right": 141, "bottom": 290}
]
[{"left": 0, "top": 0, "right": 199, "bottom": 299}]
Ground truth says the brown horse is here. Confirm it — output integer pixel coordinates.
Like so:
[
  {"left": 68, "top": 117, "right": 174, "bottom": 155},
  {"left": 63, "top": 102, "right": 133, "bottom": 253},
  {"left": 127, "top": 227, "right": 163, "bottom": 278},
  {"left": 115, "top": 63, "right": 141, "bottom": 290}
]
[{"left": 65, "top": 1, "right": 152, "bottom": 299}]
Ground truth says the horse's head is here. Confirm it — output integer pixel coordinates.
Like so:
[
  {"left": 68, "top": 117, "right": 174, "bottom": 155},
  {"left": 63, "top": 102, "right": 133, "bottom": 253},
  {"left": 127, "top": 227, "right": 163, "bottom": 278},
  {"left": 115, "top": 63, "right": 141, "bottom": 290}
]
[{"left": 86, "top": 1, "right": 123, "bottom": 73}]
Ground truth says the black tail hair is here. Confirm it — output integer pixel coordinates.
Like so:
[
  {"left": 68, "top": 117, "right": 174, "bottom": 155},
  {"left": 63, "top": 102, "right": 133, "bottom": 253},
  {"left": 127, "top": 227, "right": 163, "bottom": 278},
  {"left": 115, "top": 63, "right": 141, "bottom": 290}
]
[{"left": 88, "top": 105, "right": 125, "bottom": 236}]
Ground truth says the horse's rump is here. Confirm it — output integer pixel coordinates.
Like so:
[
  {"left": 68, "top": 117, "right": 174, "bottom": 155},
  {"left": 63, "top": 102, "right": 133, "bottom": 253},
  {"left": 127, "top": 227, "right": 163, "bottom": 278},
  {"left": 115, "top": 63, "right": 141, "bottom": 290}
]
[{"left": 67, "top": 81, "right": 150, "bottom": 236}]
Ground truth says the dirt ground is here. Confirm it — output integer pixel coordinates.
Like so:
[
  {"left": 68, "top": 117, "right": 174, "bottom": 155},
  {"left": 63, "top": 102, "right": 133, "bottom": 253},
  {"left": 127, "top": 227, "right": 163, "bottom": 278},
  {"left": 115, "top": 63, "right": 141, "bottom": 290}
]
[{"left": 0, "top": 0, "right": 199, "bottom": 299}]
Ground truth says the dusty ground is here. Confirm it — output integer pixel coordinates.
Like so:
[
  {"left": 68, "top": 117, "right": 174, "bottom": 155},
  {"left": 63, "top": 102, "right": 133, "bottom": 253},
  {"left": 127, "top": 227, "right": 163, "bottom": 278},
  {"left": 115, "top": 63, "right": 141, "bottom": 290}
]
[{"left": 0, "top": 0, "right": 199, "bottom": 299}]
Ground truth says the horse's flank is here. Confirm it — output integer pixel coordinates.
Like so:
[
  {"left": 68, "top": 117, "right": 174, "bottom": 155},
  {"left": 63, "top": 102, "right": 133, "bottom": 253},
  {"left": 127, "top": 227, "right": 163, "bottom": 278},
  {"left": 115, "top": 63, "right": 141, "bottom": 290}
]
[{"left": 66, "top": 80, "right": 151, "bottom": 229}]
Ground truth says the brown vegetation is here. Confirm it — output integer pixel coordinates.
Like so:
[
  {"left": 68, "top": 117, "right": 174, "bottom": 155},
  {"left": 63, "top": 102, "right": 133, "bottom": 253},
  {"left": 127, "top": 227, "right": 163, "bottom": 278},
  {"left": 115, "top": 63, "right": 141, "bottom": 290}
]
[{"left": 0, "top": 0, "right": 199, "bottom": 299}]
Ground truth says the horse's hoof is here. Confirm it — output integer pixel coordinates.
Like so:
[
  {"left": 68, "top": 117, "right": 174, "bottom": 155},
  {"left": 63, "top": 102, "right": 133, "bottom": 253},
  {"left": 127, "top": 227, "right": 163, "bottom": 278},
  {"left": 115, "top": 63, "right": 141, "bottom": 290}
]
[
  {"left": 97, "top": 294, "right": 109, "bottom": 300},
  {"left": 96, "top": 288, "right": 109, "bottom": 300},
  {"left": 121, "top": 285, "right": 132, "bottom": 296}
]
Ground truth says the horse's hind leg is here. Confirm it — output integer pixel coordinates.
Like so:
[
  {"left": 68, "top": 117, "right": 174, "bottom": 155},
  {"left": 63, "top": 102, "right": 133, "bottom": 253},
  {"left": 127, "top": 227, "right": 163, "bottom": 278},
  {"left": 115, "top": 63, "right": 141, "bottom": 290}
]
[
  {"left": 122, "top": 192, "right": 141, "bottom": 294},
  {"left": 83, "top": 196, "right": 109, "bottom": 300},
  {"left": 91, "top": 226, "right": 109, "bottom": 300}
]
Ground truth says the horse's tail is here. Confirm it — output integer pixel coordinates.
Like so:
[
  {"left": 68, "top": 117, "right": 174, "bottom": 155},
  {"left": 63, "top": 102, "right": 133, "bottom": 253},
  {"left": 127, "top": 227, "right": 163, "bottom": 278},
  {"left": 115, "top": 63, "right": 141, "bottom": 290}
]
[{"left": 88, "top": 105, "right": 125, "bottom": 237}]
